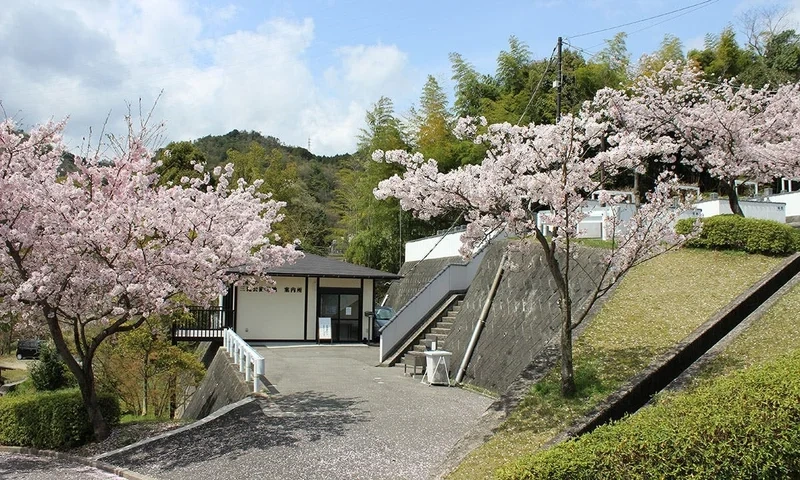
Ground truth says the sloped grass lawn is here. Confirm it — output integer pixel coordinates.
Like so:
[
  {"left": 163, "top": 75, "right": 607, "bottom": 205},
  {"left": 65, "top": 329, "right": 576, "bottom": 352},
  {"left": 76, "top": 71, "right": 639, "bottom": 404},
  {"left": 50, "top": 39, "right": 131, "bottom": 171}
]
[
  {"left": 448, "top": 249, "right": 783, "bottom": 479},
  {"left": 496, "top": 352, "right": 800, "bottom": 479},
  {"left": 697, "top": 277, "right": 800, "bottom": 380},
  {"left": 0, "top": 356, "right": 29, "bottom": 384},
  {"left": 0, "top": 368, "right": 27, "bottom": 384}
]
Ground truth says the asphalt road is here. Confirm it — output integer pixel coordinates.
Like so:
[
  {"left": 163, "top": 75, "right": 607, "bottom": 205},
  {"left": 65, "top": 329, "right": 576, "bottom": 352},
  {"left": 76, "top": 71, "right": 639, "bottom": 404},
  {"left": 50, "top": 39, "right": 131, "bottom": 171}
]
[
  {"left": 101, "top": 345, "right": 493, "bottom": 480},
  {"left": 0, "top": 452, "right": 121, "bottom": 480}
]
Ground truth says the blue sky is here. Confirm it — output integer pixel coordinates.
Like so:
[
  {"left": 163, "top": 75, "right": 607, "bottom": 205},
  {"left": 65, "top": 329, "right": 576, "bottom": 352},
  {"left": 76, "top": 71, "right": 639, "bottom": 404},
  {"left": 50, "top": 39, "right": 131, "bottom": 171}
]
[{"left": 0, "top": 0, "right": 796, "bottom": 155}]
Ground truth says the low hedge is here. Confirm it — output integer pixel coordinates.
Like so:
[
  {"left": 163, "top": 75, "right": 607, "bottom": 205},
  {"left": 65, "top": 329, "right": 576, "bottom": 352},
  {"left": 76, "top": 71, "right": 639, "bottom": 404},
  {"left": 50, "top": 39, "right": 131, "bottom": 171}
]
[
  {"left": 0, "top": 389, "right": 120, "bottom": 449},
  {"left": 497, "top": 351, "right": 800, "bottom": 479},
  {"left": 676, "top": 215, "right": 800, "bottom": 255}
]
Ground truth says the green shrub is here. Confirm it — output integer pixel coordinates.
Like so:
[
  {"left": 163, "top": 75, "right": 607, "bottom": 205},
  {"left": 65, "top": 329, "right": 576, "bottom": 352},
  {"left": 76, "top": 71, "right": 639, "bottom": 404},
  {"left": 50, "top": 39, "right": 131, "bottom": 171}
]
[
  {"left": 497, "top": 351, "right": 800, "bottom": 480},
  {"left": 676, "top": 215, "right": 800, "bottom": 255},
  {"left": 0, "top": 389, "right": 120, "bottom": 449},
  {"left": 28, "top": 343, "right": 71, "bottom": 391}
]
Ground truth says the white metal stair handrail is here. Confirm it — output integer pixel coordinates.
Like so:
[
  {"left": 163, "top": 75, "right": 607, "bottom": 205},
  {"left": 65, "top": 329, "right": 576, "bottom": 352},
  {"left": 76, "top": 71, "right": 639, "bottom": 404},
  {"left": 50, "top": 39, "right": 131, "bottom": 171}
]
[
  {"left": 379, "top": 245, "right": 489, "bottom": 363},
  {"left": 223, "top": 328, "right": 265, "bottom": 393}
]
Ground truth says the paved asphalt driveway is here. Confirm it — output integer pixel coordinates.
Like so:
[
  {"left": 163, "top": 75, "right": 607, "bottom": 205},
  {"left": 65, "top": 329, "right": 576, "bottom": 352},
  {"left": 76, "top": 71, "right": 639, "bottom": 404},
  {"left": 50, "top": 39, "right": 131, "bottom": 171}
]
[
  {"left": 0, "top": 452, "right": 120, "bottom": 480},
  {"left": 102, "top": 345, "right": 493, "bottom": 480}
]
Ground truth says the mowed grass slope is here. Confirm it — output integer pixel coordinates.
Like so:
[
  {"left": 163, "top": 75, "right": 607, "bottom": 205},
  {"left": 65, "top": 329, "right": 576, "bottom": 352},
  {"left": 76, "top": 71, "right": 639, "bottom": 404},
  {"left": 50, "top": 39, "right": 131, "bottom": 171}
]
[
  {"left": 494, "top": 259, "right": 800, "bottom": 480},
  {"left": 448, "top": 249, "right": 783, "bottom": 479},
  {"left": 697, "top": 276, "right": 800, "bottom": 380}
]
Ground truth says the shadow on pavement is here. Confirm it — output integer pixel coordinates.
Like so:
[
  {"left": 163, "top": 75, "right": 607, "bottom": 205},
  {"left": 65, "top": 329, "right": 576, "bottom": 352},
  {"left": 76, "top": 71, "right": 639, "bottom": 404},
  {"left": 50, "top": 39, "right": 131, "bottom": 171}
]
[
  {"left": 0, "top": 456, "right": 50, "bottom": 476},
  {"left": 104, "top": 391, "right": 368, "bottom": 473}
]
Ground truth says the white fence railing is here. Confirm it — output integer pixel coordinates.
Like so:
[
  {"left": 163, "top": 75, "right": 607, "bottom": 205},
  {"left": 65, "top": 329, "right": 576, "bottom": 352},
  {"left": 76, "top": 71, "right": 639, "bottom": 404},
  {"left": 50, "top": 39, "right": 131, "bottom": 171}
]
[{"left": 223, "top": 328, "right": 265, "bottom": 393}]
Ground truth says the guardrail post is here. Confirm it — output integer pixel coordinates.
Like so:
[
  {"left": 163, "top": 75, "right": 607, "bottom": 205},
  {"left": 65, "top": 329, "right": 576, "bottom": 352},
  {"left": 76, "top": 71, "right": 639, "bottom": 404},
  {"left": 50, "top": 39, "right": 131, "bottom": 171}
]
[
  {"left": 220, "top": 329, "right": 265, "bottom": 394},
  {"left": 254, "top": 357, "right": 264, "bottom": 392}
]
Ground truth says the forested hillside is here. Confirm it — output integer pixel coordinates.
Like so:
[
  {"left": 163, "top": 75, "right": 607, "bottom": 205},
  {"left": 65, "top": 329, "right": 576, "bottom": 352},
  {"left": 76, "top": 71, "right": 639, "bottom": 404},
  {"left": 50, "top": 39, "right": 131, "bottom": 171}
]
[{"left": 159, "top": 9, "right": 800, "bottom": 272}]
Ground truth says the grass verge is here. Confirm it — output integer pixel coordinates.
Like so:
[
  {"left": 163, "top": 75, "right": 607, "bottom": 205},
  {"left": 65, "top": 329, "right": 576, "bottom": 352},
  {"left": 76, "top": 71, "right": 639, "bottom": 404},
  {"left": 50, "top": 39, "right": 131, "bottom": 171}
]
[
  {"left": 1, "top": 368, "right": 27, "bottom": 384},
  {"left": 696, "top": 277, "right": 800, "bottom": 381},
  {"left": 447, "top": 249, "right": 783, "bottom": 479}
]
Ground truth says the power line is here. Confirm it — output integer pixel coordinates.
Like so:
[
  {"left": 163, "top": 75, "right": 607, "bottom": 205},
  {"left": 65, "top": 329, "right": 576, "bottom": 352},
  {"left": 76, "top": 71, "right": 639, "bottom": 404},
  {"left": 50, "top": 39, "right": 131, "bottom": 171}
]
[
  {"left": 626, "top": 2, "right": 719, "bottom": 38},
  {"left": 566, "top": 0, "right": 719, "bottom": 40},
  {"left": 563, "top": 0, "right": 721, "bottom": 64},
  {"left": 517, "top": 43, "right": 558, "bottom": 125}
]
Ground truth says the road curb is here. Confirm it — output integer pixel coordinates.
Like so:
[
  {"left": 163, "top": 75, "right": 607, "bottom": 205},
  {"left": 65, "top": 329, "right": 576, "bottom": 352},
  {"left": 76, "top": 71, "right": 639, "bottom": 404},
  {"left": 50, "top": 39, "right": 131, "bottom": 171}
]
[
  {"left": 0, "top": 445, "right": 159, "bottom": 480},
  {"left": 95, "top": 396, "right": 256, "bottom": 462}
]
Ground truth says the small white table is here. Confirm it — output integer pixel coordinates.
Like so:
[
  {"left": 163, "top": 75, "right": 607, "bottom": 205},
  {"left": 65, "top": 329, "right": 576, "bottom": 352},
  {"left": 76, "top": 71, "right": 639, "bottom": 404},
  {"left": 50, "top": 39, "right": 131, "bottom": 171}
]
[{"left": 423, "top": 350, "right": 452, "bottom": 386}]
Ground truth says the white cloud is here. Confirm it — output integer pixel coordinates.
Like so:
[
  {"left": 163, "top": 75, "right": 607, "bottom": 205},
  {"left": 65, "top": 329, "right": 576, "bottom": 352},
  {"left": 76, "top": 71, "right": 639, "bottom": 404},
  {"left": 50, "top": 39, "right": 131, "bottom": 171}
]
[
  {"left": 334, "top": 44, "right": 412, "bottom": 102},
  {"left": 0, "top": 0, "right": 417, "bottom": 156},
  {"left": 684, "top": 34, "right": 707, "bottom": 52},
  {"left": 787, "top": 0, "right": 800, "bottom": 25},
  {"left": 210, "top": 4, "right": 239, "bottom": 23}
]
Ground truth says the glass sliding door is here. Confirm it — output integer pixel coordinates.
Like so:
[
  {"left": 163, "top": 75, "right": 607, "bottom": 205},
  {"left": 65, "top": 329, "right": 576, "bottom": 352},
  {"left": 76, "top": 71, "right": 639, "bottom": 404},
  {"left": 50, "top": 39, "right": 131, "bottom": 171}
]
[{"left": 319, "top": 289, "right": 361, "bottom": 342}]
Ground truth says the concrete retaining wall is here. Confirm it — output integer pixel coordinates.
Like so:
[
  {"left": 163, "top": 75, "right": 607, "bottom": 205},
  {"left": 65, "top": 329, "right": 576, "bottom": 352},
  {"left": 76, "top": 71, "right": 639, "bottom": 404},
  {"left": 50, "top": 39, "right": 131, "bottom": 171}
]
[
  {"left": 182, "top": 348, "right": 250, "bottom": 420},
  {"left": 446, "top": 240, "right": 607, "bottom": 394},
  {"left": 383, "top": 256, "right": 463, "bottom": 311},
  {"left": 195, "top": 341, "right": 221, "bottom": 368}
]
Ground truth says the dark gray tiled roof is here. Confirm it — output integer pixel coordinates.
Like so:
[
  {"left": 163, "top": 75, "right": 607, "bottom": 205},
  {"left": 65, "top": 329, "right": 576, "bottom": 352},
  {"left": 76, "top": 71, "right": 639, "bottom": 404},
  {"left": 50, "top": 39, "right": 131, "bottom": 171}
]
[{"left": 266, "top": 253, "right": 401, "bottom": 279}]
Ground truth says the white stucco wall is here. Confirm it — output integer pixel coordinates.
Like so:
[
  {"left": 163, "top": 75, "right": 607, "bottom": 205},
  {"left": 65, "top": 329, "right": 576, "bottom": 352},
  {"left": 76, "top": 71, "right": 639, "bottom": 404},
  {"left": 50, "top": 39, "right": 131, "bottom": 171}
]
[
  {"left": 405, "top": 230, "right": 467, "bottom": 262},
  {"left": 768, "top": 191, "right": 800, "bottom": 218},
  {"left": 404, "top": 228, "right": 507, "bottom": 262},
  {"left": 694, "top": 199, "right": 786, "bottom": 223},
  {"left": 237, "top": 277, "right": 306, "bottom": 340}
]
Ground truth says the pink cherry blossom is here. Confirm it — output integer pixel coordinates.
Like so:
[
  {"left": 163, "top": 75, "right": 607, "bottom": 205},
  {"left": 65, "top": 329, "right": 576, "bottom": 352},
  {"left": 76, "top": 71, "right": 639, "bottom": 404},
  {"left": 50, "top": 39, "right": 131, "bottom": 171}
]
[
  {"left": 0, "top": 118, "right": 299, "bottom": 438},
  {"left": 599, "top": 61, "right": 800, "bottom": 215},
  {"left": 374, "top": 102, "right": 694, "bottom": 396}
]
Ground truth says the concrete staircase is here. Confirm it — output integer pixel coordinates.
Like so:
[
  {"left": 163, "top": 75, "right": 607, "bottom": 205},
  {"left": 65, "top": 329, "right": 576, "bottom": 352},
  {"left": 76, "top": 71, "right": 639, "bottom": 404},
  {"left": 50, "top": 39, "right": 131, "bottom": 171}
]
[{"left": 396, "top": 296, "right": 464, "bottom": 373}]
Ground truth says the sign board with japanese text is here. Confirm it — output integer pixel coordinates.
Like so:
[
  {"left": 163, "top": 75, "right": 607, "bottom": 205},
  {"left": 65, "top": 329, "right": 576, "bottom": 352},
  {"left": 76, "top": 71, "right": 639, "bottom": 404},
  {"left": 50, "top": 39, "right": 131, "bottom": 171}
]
[{"left": 318, "top": 317, "right": 332, "bottom": 341}]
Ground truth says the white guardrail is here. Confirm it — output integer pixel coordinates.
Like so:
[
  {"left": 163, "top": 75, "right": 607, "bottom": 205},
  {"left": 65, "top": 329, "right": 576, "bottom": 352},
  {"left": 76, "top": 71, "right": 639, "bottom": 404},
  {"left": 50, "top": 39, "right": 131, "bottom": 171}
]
[
  {"left": 223, "top": 328, "right": 265, "bottom": 393},
  {"left": 379, "top": 245, "right": 489, "bottom": 363}
]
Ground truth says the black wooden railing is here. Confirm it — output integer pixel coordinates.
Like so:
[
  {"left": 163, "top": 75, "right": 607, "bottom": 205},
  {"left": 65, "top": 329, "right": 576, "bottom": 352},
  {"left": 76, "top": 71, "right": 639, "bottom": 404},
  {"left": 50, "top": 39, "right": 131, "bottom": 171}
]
[{"left": 171, "top": 306, "right": 235, "bottom": 342}]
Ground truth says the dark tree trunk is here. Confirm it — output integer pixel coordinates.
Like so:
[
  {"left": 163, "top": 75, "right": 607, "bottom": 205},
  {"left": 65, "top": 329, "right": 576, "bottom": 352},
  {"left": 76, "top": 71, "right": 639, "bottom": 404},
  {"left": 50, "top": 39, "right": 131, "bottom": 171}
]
[
  {"left": 728, "top": 179, "right": 745, "bottom": 217},
  {"left": 560, "top": 298, "right": 576, "bottom": 397},
  {"left": 42, "top": 306, "right": 110, "bottom": 440},
  {"left": 81, "top": 369, "right": 111, "bottom": 441},
  {"left": 169, "top": 377, "right": 177, "bottom": 419},
  {"left": 535, "top": 227, "right": 578, "bottom": 397}
]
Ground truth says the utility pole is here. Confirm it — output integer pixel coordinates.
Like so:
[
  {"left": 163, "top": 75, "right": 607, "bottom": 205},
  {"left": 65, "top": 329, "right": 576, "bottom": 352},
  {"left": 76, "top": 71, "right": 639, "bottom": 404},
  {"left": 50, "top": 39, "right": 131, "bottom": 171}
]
[{"left": 556, "top": 36, "right": 563, "bottom": 122}]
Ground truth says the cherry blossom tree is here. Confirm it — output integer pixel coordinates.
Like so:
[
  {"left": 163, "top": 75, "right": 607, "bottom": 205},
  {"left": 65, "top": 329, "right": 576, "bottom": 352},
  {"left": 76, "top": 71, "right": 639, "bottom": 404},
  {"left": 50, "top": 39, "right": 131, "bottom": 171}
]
[
  {"left": 374, "top": 108, "right": 693, "bottom": 396},
  {"left": 0, "top": 118, "right": 300, "bottom": 439},
  {"left": 600, "top": 62, "right": 800, "bottom": 216}
]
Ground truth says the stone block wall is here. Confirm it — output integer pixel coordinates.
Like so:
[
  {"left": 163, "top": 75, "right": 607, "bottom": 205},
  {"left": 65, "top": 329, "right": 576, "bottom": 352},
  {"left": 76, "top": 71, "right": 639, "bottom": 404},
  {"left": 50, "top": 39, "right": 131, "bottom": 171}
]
[
  {"left": 182, "top": 348, "right": 250, "bottom": 420},
  {"left": 383, "top": 256, "right": 464, "bottom": 311},
  {"left": 445, "top": 240, "right": 607, "bottom": 394}
]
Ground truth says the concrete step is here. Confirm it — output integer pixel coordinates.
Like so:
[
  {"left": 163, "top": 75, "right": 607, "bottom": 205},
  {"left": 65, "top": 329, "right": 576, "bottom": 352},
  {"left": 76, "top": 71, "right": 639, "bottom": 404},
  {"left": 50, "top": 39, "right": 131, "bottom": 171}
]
[
  {"left": 394, "top": 295, "right": 464, "bottom": 366},
  {"left": 425, "top": 333, "right": 445, "bottom": 341}
]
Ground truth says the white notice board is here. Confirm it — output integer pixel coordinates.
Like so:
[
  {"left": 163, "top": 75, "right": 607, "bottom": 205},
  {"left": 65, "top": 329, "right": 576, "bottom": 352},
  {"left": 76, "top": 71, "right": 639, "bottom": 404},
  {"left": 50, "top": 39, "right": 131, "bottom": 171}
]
[{"left": 318, "top": 317, "right": 332, "bottom": 341}]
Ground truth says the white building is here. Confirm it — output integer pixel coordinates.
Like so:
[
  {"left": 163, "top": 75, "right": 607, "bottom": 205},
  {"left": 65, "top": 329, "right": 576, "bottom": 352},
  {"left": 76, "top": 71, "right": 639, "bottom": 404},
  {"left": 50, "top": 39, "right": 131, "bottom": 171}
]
[{"left": 174, "top": 254, "right": 400, "bottom": 343}]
